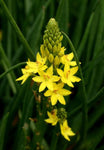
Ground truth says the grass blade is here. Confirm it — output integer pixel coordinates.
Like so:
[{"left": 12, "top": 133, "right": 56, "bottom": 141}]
[{"left": 0, "top": 113, "right": 9, "bottom": 150}]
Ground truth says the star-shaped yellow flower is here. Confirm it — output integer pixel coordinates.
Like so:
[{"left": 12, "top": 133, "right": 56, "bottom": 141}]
[
  {"left": 60, "top": 120, "right": 75, "bottom": 141},
  {"left": 57, "top": 64, "right": 81, "bottom": 87},
  {"left": 32, "top": 66, "right": 60, "bottom": 92},
  {"left": 26, "top": 52, "right": 47, "bottom": 73},
  {"left": 58, "top": 47, "right": 66, "bottom": 56},
  {"left": 61, "top": 52, "right": 77, "bottom": 66},
  {"left": 16, "top": 53, "right": 47, "bottom": 84},
  {"left": 44, "top": 83, "right": 71, "bottom": 105},
  {"left": 16, "top": 65, "right": 32, "bottom": 84},
  {"left": 45, "top": 109, "right": 59, "bottom": 126}
]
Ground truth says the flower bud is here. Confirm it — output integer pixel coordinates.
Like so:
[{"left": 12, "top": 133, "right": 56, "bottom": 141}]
[
  {"left": 49, "top": 53, "right": 54, "bottom": 63},
  {"left": 43, "top": 18, "right": 63, "bottom": 56},
  {"left": 57, "top": 108, "right": 67, "bottom": 123},
  {"left": 54, "top": 56, "right": 60, "bottom": 66}
]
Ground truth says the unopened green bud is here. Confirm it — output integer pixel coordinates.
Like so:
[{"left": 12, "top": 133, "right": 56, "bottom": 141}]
[
  {"left": 59, "top": 35, "right": 63, "bottom": 41},
  {"left": 54, "top": 56, "right": 60, "bottom": 66},
  {"left": 45, "top": 48, "right": 49, "bottom": 56},
  {"left": 48, "top": 43, "right": 52, "bottom": 52},
  {"left": 57, "top": 108, "right": 67, "bottom": 123},
  {"left": 40, "top": 45, "right": 45, "bottom": 57},
  {"left": 49, "top": 53, "right": 54, "bottom": 63},
  {"left": 53, "top": 45, "right": 57, "bottom": 53},
  {"left": 43, "top": 18, "right": 63, "bottom": 56}
]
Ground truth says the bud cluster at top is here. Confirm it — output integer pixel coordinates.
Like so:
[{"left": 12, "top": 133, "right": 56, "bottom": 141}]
[
  {"left": 41, "top": 18, "right": 64, "bottom": 66},
  {"left": 43, "top": 18, "right": 63, "bottom": 55}
]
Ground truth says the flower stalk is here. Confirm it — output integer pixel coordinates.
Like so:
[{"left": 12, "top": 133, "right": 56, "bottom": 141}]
[{"left": 62, "top": 32, "right": 88, "bottom": 141}]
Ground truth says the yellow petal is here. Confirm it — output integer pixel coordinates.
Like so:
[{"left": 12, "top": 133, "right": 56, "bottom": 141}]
[
  {"left": 70, "top": 66, "right": 78, "bottom": 75},
  {"left": 46, "top": 65, "right": 53, "bottom": 76},
  {"left": 47, "top": 82, "right": 53, "bottom": 90},
  {"left": 60, "top": 124, "right": 70, "bottom": 141},
  {"left": 67, "top": 128, "right": 75, "bottom": 136},
  {"left": 36, "top": 52, "right": 41, "bottom": 62},
  {"left": 32, "top": 76, "right": 43, "bottom": 82},
  {"left": 58, "top": 95, "right": 66, "bottom": 105},
  {"left": 59, "top": 89, "right": 71, "bottom": 96},
  {"left": 39, "top": 82, "right": 46, "bottom": 92},
  {"left": 16, "top": 74, "right": 30, "bottom": 84},
  {"left": 27, "top": 61, "right": 37, "bottom": 68},
  {"left": 67, "top": 52, "right": 74, "bottom": 61},
  {"left": 44, "top": 90, "right": 52, "bottom": 96},
  {"left": 67, "top": 80, "right": 74, "bottom": 87},
  {"left": 57, "top": 82, "right": 64, "bottom": 89},
  {"left": 70, "top": 61, "right": 77, "bottom": 66},
  {"left": 41, "top": 65, "right": 47, "bottom": 71},
  {"left": 64, "top": 64, "right": 69, "bottom": 72},
  {"left": 57, "top": 69, "right": 63, "bottom": 77},
  {"left": 61, "top": 77, "right": 67, "bottom": 83},
  {"left": 51, "top": 95, "right": 57, "bottom": 105},
  {"left": 45, "top": 118, "right": 57, "bottom": 126},
  {"left": 52, "top": 76, "right": 60, "bottom": 82},
  {"left": 71, "top": 76, "right": 81, "bottom": 82}
]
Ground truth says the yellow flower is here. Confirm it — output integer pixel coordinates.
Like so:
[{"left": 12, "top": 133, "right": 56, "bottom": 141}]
[
  {"left": 16, "top": 66, "right": 31, "bottom": 84},
  {"left": 32, "top": 66, "right": 60, "bottom": 92},
  {"left": 26, "top": 52, "right": 47, "bottom": 73},
  {"left": 44, "top": 83, "right": 71, "bottom": 105},
  {"left": 60, "top": 120, "right": 75, "bottom": 141},
  {"left": 58, "top": 47, "right": 66, "bottom": 56},
  {"left": 16, "top": 53, "right": 47, "bottom": 84},
  {"left": 57, "top": 64, "right": 81, "bottom": 87},
  {"left": 45, "top": 109, "right": 59, "bottom": 126},
  {"left": 61, "top": 52, "right": 77, "bottom": 66}
]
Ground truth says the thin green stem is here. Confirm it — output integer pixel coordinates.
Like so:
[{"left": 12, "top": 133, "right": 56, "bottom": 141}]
[
  {"left": 50, "top": 126, "right": 59, "bottom": 150},
  {"left": 0, "top": 42, "right": 16, "bottom": 94},
  {"left": 69, "top": 86, "right": 104, "bottom": 117},
  {"left": 0, "top": 43, "right": 9, "bottom": 66},
  {"left": 0, "top": 62, "right": 26, "bottom": 79},
  {"left": 1, "top": 60, "right": 16, "bottom": 94},
  {"left": 0, "top": 0, "right": 35, "bottom": 60},
  {"left": 62, "top": 32, "right": 88, "bottom": 141}
]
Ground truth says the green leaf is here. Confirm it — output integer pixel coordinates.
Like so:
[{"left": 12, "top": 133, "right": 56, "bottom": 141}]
[
  {"left": 0, "top": 0, "right": 35, "bottom": 60},
  {"left": 78, "top": 12, "right": 94, "bottom": 59},
  {"left": 27, "top": 9, "right": 45, "bottom": 53},
  {"left": 86, "top": 123, "right": 104, "bottom": 150},
  {"left": 0, "top": 43, "right": 17, "bottom": 93},
  {"left": 72, "top": 0, "right": 88, "bottom": 48},
  {"left": 56, "top": 0, "right": 69, "bottom": 33},
  {"left": 0, "top": 113, "right": 9, "bottom": 150},
  {"left": 13, "top": 84, "right": 34, "bottom": 150},
  {"left": 93, "top": 0, "right": 104, "bottom": 58},
  {"left": 86, "top": 7, "right": 100, "bottom": 62},
  {"left": 88, "top": 100, "right": 104, "bottom": 129}
]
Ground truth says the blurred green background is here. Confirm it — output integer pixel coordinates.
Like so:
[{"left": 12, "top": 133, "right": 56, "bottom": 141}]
[{"left": 0, "top": 0, "right": 104, "bottom": 150}]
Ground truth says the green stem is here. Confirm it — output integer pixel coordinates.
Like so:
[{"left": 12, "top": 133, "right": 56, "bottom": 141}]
[
  {"left": 0, "top": 62, "right": 26, "bottom": 79},
  {"left": 62, "top": 32, "right": 88, "bottom": 141},
  {"left": 69, "top": 86, "right": 104, "bottom": 116},
  {"left": 50, "top": 127, "right": 59, "bottom": 150},
  {"left": 0, "top": 43, "right": 9, "bottom": 66},
  {"left": 0, "top": 0, "right": 35, "bottom": 60},
  {"left": 0, "top": 43, "right": 16, "bottom": 94},
  {"left": 1, "top": 60, "right": 16, "bottom": 94}
]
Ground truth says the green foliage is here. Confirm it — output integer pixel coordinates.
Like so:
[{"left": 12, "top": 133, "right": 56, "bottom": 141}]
[{"left": 0, "top": 0, "right": 104, "bottom": 149}]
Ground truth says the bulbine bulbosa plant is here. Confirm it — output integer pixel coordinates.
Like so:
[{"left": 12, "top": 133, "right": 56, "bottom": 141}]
[{"left": 16, "top": 18, "right": 81, "bottom": 142}]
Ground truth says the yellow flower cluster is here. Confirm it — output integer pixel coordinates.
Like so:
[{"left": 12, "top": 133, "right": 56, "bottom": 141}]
[
  {"left": 45, "top": 109, "right": 75, "bottom": 141},
  {"left": 16, "top": 18, "right": 81, "bottom": 141}
]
